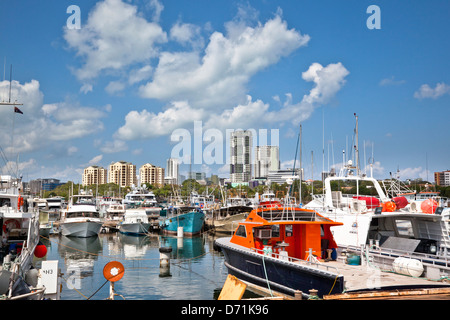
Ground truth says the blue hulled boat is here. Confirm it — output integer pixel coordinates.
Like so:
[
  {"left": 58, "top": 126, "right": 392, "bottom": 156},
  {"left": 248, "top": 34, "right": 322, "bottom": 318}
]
[{"left": 159, "top": 207, "right": 205, "bottom": 236}]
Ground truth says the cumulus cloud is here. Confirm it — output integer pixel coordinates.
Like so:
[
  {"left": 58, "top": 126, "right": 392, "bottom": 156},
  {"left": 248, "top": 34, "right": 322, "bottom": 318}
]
[
  {"left": 269, "top": 62, "right": 349, "bottom": 125},
  {"left": 414, "top": 82, "right": 450, "bottom": 99},
  {"left": 0, "top": 79, "right": 107, "bottom": 154},
  {"left": 204, "top": 95, "right": 270, "bottom": 130},
  {"left": 139, "top": 13, "right": 310, "bottom": 109},
  {"left": 115, "top": 100, "right": 204, "bottom": 140},
  {"left": 63, "top": 0, "right": 167, "bottom": 81}
]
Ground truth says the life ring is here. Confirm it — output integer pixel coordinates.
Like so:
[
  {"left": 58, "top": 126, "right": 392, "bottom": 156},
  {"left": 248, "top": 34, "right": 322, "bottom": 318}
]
[
  {"left": 103, "top": 261, "right": 125, "bottom": 282},
  {"left": 3, "top": 219, "right": 20, "bottom": 233}
]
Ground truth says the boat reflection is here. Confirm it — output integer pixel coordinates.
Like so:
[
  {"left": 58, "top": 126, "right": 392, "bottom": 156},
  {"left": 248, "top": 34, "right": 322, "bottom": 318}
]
[
  {"left": 116, "top": 233, "right": 154, "bottom": 259},
  {"left": 58, "top": 235, "right": 102, "bottom": 280},
  {"left": 160, "top": 235, "right": 205, "bottom": 261}
]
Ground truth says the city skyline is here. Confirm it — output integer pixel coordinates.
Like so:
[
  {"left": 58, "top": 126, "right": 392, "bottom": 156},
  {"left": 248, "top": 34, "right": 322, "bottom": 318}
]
[{"left": 0, "top": 1, "right": 449, "bottom": 184}]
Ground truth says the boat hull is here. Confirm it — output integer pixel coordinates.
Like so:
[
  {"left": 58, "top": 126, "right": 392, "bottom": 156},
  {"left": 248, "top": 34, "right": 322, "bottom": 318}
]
[
  {"left": 118, "top": 222, "right": 151, "bottom": 236},
  {"left": 207, "top": 212, "right": 248, "bottom": 234},
  {"left": 60, "top": 220, "right": 102, "bottom": 238},
  {"left": 160, "top": 210, "right": 205, "bottom": 236},
  {"left": 215, "top": 237, "right": 344, "bottom": 298}
]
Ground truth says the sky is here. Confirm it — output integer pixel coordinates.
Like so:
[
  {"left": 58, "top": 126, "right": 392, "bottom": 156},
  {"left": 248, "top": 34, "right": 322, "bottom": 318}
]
[{"left": 0, "top": 0, "right": 449, "bottom": 184}]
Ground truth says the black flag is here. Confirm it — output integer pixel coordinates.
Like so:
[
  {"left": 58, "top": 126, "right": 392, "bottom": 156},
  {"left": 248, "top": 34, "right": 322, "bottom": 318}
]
[{"left": 14, "top": 107, "right": 23, "bottom": 114}]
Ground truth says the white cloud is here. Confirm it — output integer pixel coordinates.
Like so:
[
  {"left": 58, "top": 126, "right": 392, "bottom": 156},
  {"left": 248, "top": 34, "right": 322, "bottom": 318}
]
[
  {"left": 139, "top": 13, "right": 309, "bottom": 109},
  {"left": 379, "top": 76, "right": 405, "bottom": 86},
  {"left": 100, "top": 139, "right": 128, "bottom": 154},
  {"left": 169, "top": 22, "right": 204, "bottom": 49},
  {"left": 115, "top": 100, "right": 204, "bottom": 140},
  {"left": 204, "top": 95, "right": 270, "bottom": 130},
  {"left": 0, "top": 79, "right": 107, "bottom": 154},
  {"left": 269, "top": 62, "right": 349, "bottom": 125},
  {"left": 88, "top": 155, "right": 103, "bottom": 165},
  {"left": 63, "top": 0, "right": 167, "bottom": 81},
  {"left": 398, "top": 166, "right": 429, "bottom": 181},
  {"left": 414, "top": 82, "right": 450, "bottom": 99}
]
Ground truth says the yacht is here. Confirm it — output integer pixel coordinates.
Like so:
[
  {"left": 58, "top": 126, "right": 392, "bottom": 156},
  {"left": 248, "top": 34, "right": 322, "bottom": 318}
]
[
  {"left": 60, "top": 194, "right": 103, "bottom": 238},
  {"left": 118, "top": 209, "right": 151, "bottom": 236}
]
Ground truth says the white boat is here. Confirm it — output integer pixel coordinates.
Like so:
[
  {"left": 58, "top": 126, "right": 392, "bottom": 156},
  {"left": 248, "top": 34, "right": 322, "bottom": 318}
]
[
  {"left": 60, "top": 194, "right": 102, "bottom": 238},
  {"left": 118, "top": 209, "right": 151, "bottom": 236},
  {"left": 0, "top": 175, "right": 61, "bottom": 299},
  {"left": 123, "top": 187, "right": 157, "bottom": 208},
  {"left": 100, "top": 197, "right": 126, "bottom": 231},
  {"left": 304, "top": 115, "right": 450, "bottom": 279}
]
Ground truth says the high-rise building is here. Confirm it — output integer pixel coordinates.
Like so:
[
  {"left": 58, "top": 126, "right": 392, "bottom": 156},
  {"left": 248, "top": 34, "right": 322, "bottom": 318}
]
[
  {"left": 435, "top": 170, "right": 450, "bottom": 187},
  {"left": 82, "top": 166, "right": 107, "bottom": 186},
  {"left": 140, "top": 163, "right": 165, "bottom": 187},
  {"left": 166, "top": 158, "right": 180, "bottom": 184},
  {"left": 230, "top": 130, "right": 252, "bottom": 183},
  {"left": 108, "top": 161, "right": 137, "bottom": 188},
  {"left": 254, "top": 146, "right": 280, "bottom": 178}
]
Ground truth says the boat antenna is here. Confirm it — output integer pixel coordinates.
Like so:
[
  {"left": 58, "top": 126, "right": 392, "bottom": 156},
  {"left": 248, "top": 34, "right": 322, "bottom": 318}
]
[
  {"left": 299, "top": 123, "right": 302, "bottom": 206},
  {"left": 354, "top": 113, "right": 360, "bottom": 176}
]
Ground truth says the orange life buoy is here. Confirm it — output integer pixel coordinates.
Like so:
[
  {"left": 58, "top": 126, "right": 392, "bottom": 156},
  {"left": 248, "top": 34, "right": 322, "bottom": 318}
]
[
  {"left": 3, "top": 219, "right": 20, "bottom": 233},
  {"left": 103, "top": 261, "right": 125, "bottom": 282}
]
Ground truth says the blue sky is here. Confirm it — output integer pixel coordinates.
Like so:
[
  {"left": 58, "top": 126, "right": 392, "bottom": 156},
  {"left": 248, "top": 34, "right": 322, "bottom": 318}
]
[{"left": 0, "top": 0, "right": 449, "bottom": 183}]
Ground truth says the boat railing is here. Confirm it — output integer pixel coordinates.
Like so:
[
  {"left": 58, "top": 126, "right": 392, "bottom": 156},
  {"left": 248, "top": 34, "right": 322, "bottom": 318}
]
[
  {"left": 342, "top": 244, "right": 450, "bottom": 271},
  {"left": 256, "top": 207, "right": 323, "bottom": 222},
  {"left": 251, "top": 247, "right": 340, "bottom": 274},
  {"left": 3, "top": 287, "right": 46, "bottom": 300}
]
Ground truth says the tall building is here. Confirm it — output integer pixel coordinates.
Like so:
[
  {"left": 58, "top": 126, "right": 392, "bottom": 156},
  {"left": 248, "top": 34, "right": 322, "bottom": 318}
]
[
  {"left": 28, "top": 178, "right": 64, "bottom": 195},
  {"left": 230, "top": 130, "right": 252, "bottom": 183},
  {"left": 166, "top": 158, "right": 180, "bottom": 184},
  {"left": 435, "top": 170, "right": 450, "bottom": 187},
  {"left": 82, "top": 166, "right": 107, "bottom": 186},
  {"left": 108, "top": 161, "right": 137, "bottom": 188},
  {"left": 254, "top": 146, "right": 280, "bottom": 178},
  {"left": 140, "top": 163, "right": 165, "bottom": 187}
]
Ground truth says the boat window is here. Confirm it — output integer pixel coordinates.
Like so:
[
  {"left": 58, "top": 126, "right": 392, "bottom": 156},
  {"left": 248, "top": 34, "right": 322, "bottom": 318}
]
[
  {"left": 395, "top": 219, "right": 414, "bottom": 237},
  {"left": 285, "top": 225, "right": 293, "bottom": 237},
  {"left": 235, "top": 225, "right": 246, "bottom": 238},
  {"left": 271, "top": 225, "right": 280, "bottom": 237}
]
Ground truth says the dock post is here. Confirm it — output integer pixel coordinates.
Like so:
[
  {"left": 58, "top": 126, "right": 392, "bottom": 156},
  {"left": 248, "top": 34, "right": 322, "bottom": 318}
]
[
  {"left": 294, "top": 290, "right": 303, "bottom": 300},
  {"left": 159, "top": 246, "right": 172, "bottom": 277}
]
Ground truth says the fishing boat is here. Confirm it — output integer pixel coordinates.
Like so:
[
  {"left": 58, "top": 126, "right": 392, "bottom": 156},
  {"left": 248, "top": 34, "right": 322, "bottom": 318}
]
[
  {"left": 0, "top": 175, "right": 55, "bottom": 299},
  {"left": 206, "top": 197, "right": 253, "bottom": 234},
  {"left": 59, "top": 194, "right": 103, "bottom": 238},
  {"left": 118, "top": 209, "right": 151, "bottom": 236},
  {"left": 304, "top": 115, "right": 450, "bottom": 279},
  {"left": 159, "top": 206, "right": 205, "bottom": 236},
  {"left": 214, "top": 205, "right": 346, "bottom": 297}
]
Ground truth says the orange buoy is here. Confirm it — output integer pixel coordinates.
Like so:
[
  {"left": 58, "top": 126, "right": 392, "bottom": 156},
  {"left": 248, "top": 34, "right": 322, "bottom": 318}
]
[
  {"left": 103, "top": 261, "right": 125, "bottom": 282},
  {"left": 382, "top": 201, "right": 396, "bottom": 212},
  {"left": 420, "top": 199, "right": 438, "bottom": 214}
]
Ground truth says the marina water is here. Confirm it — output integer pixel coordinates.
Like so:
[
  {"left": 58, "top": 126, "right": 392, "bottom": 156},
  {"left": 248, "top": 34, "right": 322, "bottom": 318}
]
[{"left": 37, "top": 232, "right": 229, "bottom": 300}]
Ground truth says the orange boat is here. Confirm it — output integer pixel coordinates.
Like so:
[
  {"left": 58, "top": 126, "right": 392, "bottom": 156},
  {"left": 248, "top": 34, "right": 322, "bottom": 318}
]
[{"left": 214, "top": 206, "right": 345, "bottom": 298}]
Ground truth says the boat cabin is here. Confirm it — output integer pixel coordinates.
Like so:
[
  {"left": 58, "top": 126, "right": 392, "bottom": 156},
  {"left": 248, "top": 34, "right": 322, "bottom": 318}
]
[{"left": 230, "top": 207, "right": 342, "bottom": 261}]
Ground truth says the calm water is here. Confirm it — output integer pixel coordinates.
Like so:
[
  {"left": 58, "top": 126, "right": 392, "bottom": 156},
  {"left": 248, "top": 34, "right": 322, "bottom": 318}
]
[{"left": 37, "top": 231, "right": 229, "bottom": 300}]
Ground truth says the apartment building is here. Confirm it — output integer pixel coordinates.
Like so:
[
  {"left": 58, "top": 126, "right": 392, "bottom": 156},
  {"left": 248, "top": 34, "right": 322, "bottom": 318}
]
[
  {"left": 108, "top": 161, "right": 137, "bottom": 188},
  {"left": 82, "top": 166, "right": 107, "bottom": 186},
  {"left": 140, "top": 163, "right": 165, "bottom": 187}
]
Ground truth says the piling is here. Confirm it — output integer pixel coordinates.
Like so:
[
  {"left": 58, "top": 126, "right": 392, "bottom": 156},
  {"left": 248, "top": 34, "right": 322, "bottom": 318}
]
[{"left": 159, "top": 246, "right": 172, "bottom": 277}]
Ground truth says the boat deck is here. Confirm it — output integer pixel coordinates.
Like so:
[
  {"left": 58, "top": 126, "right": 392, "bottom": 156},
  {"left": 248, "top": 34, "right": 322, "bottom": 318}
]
[{"left": 323, "top": 257, "right": 450, "bottom": 293}]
